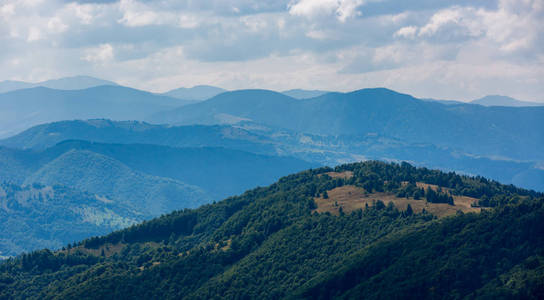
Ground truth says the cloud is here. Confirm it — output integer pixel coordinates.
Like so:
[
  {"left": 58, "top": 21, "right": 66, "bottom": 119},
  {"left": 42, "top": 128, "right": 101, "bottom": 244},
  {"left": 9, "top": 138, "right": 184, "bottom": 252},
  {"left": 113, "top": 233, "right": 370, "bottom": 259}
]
[
  {"left": 394, "top": 26, "right": 417, "bottom": 39},
  {"left": 47, "top": 17, "right": 68, "bottom": 33},
  {"left": 0, "top": 0, "right": 542, "bottom": 102},
  {"left": 82, "top": 43, "right": 114, "bottom": 62},
  {"left": 288, "top": 0, "right": 365, "bottom": 22},
  {"left": 395, "top": 0, "right": 543, "bottom": 55},
  {"left": 117, "top": 0, "right": 200, "bottom": 28}
]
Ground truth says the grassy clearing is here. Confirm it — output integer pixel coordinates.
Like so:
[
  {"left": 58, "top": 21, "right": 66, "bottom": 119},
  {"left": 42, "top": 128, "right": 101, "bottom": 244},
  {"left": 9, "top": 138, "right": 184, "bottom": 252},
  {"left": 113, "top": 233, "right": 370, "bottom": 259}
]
[{"left": 313, "top": 184, "right": 480, "bottom": 218}]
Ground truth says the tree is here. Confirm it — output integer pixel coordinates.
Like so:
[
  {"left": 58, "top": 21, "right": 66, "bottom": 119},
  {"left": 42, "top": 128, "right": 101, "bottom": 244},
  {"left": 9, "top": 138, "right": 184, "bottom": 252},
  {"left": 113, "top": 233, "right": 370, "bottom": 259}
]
[
  {"left": 323, "top": 191, "right": 329, "bottom": 199},
  {"left": 405, "top": 204, "right": 413, "bottom": 216}
]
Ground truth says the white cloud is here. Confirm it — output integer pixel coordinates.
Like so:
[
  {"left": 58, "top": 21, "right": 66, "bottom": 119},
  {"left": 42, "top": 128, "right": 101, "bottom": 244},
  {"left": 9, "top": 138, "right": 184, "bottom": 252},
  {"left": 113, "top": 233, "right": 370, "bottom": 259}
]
[
  {"left": 117, "top": 0, "right": 200, "bottom": 28},
  {"left": 0, "top": 0, "right": 542, "bottom": 102},
  {"left": 288, "top": 0, "right": 365, "bottom": 22},
  {"left": 82, "top": 44, "right": 114, "bottom": 62},
  {"left": 400, "top": 1, "right": 543, "bottom": 55},
  {"left": 26, "top": 27, "right": 42, "bottom": 41},
  {"left": 394, "top": 26, "right": 417, "bottom": 39},
  {"left": 0, "top": 3, "right": 16, "bottom": 18},
  {"left": 47, "top": 17, "right": 68, "bottom": 33},
  {"left": 418, "top": 7, "right": 465, "bottom": 37}
]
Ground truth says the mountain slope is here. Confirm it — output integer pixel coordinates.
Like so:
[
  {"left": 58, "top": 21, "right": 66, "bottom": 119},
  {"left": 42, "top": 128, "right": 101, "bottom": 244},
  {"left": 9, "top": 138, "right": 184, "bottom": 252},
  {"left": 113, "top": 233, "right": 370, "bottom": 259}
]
[
  {"left": 163, "top": 85, "right": 226, "bottom": 100},
  {"left": 46, "top": 140, "right": 317, "bottom": 199},
  {"left": 0, "top": 85, "right": 194, "bottom": 138},
  {"left": 0, "top": 76, "right": 118, "bottom": 93},
  {"left": 0, "top": 183, "right": 138, "bottom": 257},
  {"left": 0, "top": 139, "right": 316, "bottom": 200},
  {"left": 151, "top": 88, "right": 544, "bottom": 161},
  {"left": 151, "top": 89, "right": 298, "bottom": 126},
  {"left": 472, "top": 95, "right": 543, "bottom": 107},
  {"left": 24, "top": 149, "right": 211, "bottom": 216},
  {"left": 1, "top": 161, "right": 541, "bottom": 299}
]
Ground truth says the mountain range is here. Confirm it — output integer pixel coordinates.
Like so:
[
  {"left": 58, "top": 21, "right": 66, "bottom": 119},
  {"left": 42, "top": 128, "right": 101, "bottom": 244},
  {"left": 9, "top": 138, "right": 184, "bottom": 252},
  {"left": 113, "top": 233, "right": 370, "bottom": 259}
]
[
  {"left": 0, "top": 76, "right": 117, "bottom": 93},
  {"left": 150, "top": 88, "right": 544, "bottom": 162},
  {"left": 1, "top": 161, "right": 542, "bottom": 298},
  {"left": 1, "top": 75, "right": 544, "bottom": 298},
  {"left": 2, "top": 119, "right": 543, "bottom": 192},
  {"left": 0, "top": 85, "right": 194, "bottom": 138}
]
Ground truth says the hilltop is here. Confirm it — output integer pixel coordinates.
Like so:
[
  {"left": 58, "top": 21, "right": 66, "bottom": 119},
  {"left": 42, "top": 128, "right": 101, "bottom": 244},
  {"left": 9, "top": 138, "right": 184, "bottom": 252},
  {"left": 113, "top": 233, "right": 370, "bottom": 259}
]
[{"left": 1, "top": 161, "right": 542, "bottom": 299}]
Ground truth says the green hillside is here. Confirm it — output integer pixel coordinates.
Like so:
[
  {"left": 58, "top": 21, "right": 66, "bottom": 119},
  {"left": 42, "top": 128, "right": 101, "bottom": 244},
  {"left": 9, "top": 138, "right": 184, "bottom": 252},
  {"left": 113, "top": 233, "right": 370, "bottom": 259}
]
[
  {"left": 24, "top": 149, "right": 211, "bottom": 217},
  {"left": 0, "top": 183, "right": 138, "bottom": 257},
  {"left": 1, "top": 161, "right": 542, "bottom": 299}
]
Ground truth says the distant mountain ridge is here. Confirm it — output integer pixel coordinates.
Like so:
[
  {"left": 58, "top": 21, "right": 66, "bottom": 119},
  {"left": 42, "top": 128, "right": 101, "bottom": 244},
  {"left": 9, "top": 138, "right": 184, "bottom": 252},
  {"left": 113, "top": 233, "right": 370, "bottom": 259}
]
[
  {"left": 163, "top": 85, "right": 226, "bottom": 100},
  {"left": 471, "top": 95, "right": 543, "bottom": 107},
  {"left": 150, "top": 88, "right": 544, "bottom": 162},
  {"left": 2, "top": 119, "right": 543, "bottom": 192},
  {"left": 0, "top": 85, "right": 194, "bottom": 138},
  {"left": 281, "top": 89, "right": 331, "bottom": 99},
  {"left": 0, "top": 75, "right": 118, "bottom": 93}
]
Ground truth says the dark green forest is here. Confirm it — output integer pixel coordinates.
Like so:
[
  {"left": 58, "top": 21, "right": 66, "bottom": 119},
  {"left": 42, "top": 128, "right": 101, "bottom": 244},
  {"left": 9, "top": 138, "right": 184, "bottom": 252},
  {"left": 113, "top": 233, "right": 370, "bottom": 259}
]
[{"left": 1, "top": 161, "right": 543, "bottom": 299}]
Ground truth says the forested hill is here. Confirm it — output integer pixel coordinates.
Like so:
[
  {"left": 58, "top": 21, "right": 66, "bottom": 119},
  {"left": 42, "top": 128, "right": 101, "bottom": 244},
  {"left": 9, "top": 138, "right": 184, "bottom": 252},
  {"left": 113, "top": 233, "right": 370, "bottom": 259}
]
[{"left": 1, "top": 161, "right": 543, "bottom": 299}]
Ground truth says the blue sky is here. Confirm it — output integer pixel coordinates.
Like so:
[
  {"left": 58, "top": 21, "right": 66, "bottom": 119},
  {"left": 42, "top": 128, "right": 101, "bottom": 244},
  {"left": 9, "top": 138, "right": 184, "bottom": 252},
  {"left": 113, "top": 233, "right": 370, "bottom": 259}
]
[{"left": 1, "top": 0, "right": 543, "bottom": 102}]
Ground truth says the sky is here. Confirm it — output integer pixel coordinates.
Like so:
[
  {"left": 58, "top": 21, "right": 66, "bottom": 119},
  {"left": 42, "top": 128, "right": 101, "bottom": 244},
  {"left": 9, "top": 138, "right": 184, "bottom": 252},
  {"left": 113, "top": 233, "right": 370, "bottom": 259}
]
[{"left": 0, "top": 0, "right": 543, "bottom": 102}]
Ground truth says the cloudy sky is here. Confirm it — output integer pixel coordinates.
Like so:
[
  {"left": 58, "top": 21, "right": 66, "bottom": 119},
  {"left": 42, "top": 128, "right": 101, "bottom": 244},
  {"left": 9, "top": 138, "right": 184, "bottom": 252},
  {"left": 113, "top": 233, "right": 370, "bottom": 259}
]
[{"left": 1, "top": 0, "right": 543, "bottom": 102}]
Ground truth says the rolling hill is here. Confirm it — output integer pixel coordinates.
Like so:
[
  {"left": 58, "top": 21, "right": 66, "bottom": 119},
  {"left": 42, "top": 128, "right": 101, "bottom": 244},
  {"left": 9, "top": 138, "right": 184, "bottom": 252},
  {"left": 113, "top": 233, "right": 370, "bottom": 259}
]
[
  {"left": 24, "top": 149, "right": 211, "bottom": 217},
  {"left": 0, "top": 85, "right": 194, "bottom": 138},
  {"left": 0, "top": 139, "right": 314, "bottom": 256},
  {"left": 0, "top": 139, "right": 316, "bottom": 200},
  {"left": 150, "top": 88, "right": 544, "bottom": 161},
  {"left": 0, "top": 182, "right": 139, "bottom": 257},
  {"left": 45, "top": 140, "right": 317, "bottom": 199},
  {"left": 1, "top": 161, "right": 542, "bottom": 299}
]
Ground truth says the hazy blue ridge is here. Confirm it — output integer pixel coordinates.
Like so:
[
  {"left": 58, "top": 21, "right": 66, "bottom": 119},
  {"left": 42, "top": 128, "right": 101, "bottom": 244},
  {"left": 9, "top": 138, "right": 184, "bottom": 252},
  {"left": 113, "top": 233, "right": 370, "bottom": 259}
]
[{"left": 0, "top": 85, "right": 195, "bottom": 138}]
